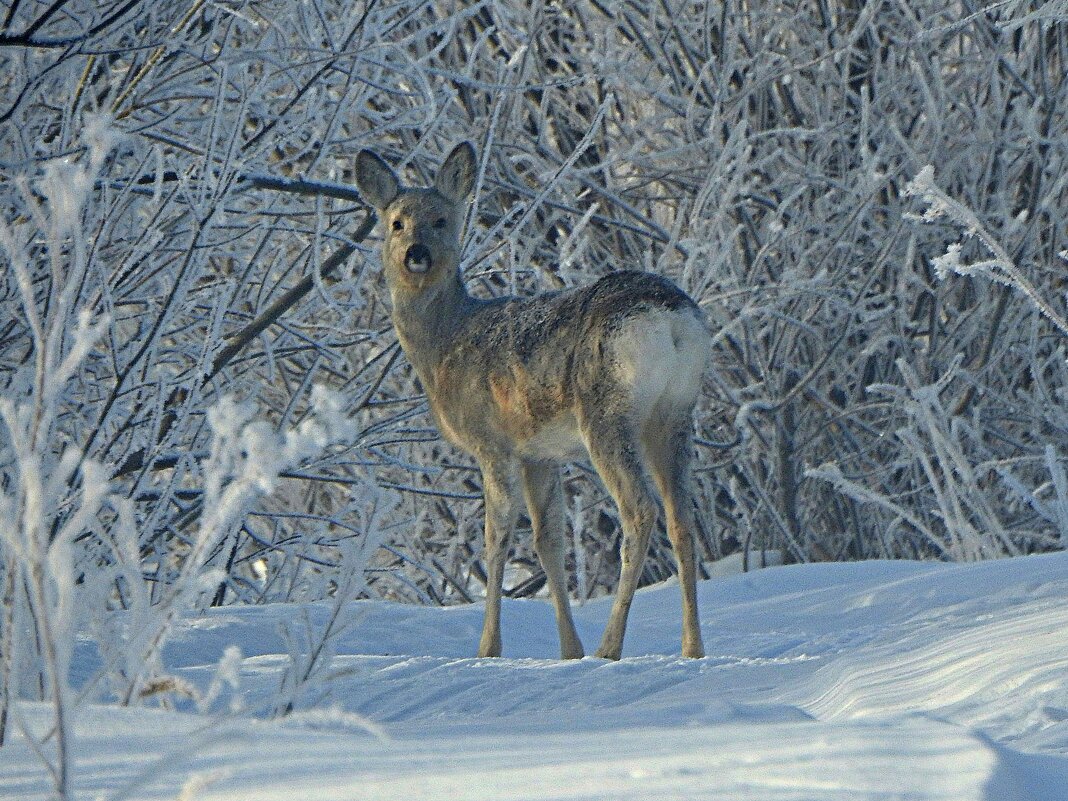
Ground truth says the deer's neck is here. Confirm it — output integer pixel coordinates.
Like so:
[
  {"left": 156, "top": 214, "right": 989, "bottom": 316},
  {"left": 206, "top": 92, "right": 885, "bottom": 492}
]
[{"left": 390, "top": 269, "right": 475, "bottom": 382}]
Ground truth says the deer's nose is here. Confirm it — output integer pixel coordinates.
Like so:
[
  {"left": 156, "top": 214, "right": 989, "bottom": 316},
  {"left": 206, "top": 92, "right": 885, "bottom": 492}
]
[{"left": 404, "top": 244, "right": 432, "bottom": 273}]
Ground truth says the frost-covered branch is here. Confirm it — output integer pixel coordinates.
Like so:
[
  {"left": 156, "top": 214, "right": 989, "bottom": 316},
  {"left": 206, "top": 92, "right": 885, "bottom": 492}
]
[{"left": 905, "top": 165, "right": 1068, "bottom": 338}]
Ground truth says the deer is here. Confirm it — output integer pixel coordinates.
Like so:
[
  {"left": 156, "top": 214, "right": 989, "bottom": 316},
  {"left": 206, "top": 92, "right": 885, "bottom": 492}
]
[{"left": 354, "top": 142, "right": 709, "bottom": 660}]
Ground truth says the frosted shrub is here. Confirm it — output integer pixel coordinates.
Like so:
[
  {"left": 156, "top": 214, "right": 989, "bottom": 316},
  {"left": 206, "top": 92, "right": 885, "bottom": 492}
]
[
  {"left": 1, "top": 0, "right": 1066, "bottom": 670},
  {"left": 117, "top": 390, "right": 356, "bottom": 705},
  {"left": 0, "top": 117, "right": 119, "bottom": 795},
  {"left": 0, "top": 100, "right": 357, "bottom": 792}
]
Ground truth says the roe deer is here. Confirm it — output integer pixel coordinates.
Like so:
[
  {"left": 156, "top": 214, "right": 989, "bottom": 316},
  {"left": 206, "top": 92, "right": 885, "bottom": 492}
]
[{"left": 355, "top": 142, "right": 708, "bottom": 660}]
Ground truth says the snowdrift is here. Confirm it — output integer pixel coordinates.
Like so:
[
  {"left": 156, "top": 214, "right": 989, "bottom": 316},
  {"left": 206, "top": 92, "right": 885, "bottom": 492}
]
[{"left": 4, "top": 553, "right": 1068, "bottom": 800}]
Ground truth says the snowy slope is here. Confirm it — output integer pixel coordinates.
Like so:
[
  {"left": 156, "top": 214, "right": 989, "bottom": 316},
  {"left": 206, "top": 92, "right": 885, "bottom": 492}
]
[{"left": 5, "top": 553, "right": 1068, "bottom": 800}]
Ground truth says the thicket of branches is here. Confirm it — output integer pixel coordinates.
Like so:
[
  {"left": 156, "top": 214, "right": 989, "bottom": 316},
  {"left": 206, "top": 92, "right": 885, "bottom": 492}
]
[{"left": 1, "top": 0, "right": 1067, "bottom": 769}]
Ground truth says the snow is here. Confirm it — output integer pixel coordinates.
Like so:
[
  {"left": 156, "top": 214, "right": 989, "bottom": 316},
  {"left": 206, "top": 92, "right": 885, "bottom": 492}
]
[{"left": 5, "top": 553, "right": 1068, "bottom": 800}]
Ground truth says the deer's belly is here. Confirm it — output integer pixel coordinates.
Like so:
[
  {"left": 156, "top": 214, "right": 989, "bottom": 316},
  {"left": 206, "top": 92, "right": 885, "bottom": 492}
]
[{"left": 516, "top": 414, "right": 586, "bottom": 461}]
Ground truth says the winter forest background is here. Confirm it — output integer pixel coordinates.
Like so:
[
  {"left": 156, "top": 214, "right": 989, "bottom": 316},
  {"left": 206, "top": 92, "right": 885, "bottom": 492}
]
[{"left": 1, "top": 0, "right": 1066, "bottom": 786}]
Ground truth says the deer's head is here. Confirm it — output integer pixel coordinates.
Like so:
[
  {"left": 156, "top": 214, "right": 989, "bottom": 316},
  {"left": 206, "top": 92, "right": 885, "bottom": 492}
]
[{"left": 355, "top": 142, "right": 476, "bottom": 293}]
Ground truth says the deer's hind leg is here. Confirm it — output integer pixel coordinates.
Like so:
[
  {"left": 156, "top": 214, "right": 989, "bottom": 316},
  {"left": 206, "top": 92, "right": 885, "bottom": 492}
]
[
  {"left": 521, "top": 460, "right": 584, "bottom": 659},
  {"left": 643, "top": 411, "right": 705, "bottom": 658},
  {"left": 579, "top": 409, "right": 659, "bottom": 660}
]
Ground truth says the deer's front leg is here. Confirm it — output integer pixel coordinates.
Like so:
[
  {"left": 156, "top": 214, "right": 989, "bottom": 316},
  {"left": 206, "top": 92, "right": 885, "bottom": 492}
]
[{"left": 477, "top": 459, "right": 519, "bottom": 658}]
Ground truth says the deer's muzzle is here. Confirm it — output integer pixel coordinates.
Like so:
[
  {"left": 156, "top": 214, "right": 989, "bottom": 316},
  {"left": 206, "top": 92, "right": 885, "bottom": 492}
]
[{"left": 404, "top": 244, "right": 432, "bottom": 273}]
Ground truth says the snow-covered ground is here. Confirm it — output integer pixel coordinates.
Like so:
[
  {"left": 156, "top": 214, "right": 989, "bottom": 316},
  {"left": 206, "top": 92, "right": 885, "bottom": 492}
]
[{"left": 5, "top": 553, "right": 1068, "bottom": 800}]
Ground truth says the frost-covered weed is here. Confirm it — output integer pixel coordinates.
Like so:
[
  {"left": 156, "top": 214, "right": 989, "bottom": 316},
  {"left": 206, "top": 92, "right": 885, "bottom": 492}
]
[{"left": 0, "top": 101, "right": 355, "bottom": 793}]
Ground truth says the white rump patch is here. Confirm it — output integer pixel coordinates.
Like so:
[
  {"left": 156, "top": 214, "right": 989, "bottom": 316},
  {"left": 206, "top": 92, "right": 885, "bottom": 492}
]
[{"left": 610, "top": 309, "right": 709, "bottom": 416}]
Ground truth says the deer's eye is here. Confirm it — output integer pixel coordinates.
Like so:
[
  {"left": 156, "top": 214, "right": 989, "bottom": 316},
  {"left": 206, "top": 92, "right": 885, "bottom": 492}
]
[
  {"left": 433, "top": 217, "right": 447, "bottom": 229},
  {"left": 391, "top": 219, "right": 405, "bottom": 231}
]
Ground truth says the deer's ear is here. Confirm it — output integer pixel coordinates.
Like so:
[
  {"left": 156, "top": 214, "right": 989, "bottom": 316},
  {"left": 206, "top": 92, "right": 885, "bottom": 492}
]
[
  {"left": 435, "top": 142, "right": 477, "bottom": 201},
  {"left": 355, "top": 149, "right": 400, "bottom": 210}
]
